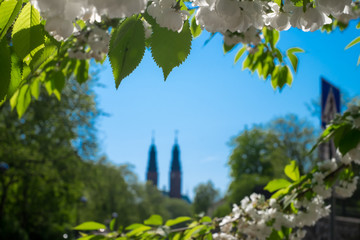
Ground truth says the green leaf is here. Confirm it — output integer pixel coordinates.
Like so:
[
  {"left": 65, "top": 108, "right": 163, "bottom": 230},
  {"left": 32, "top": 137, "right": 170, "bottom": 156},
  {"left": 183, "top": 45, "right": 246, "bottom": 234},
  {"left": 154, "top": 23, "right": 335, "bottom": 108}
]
[
  {"left": 357, "top": 22, "right": 360, "bottom": 29},
  {"left": 345, "top": 36, "right": 360, "bottom": 50},
  {"left": 184, "top": 225, "right": 206, "bottom": 240},
  {"left": 144, "top": 214, "right": 163, "bottom": 226},
  {"left": 190, "top": 16, "right": 201, "bottom": 38},
  {"left": 126, "top": 223, "right": 144, "bottom": 230},
  {"left": 52, "top": 71, "right": 65, "bottom": 100},
  {"left": 8, "top": 51, "right": 23, "bottom": 99},
  {"left": 274, "top": 0, "right": 281, "bottom": 6},
  {"left": 242, "top": 55, "right": 252, "bottom": 70},
  {"left": 126, "top": 226, "right": 151, "bottom": 237},
  {"left": 110, "top": 218, "right": 116, "bottom": 231},
  {"left": 264, "top": 179, "right": 291, "bottom": 193},
  {"left": 109, "top": 16, "right": 145, "bottom": 88},
  {"left": 30, "top": 78, "right": 40, "bottom": 100},
  {"left": 10, "top": 88, "right": 19, "bottom": 110},
  {"left": 16, "top": 84, "right": 31, "bottom": 118},
  {"left": 223, "top": 43, "right": 235, "bottom": 54},
  {"left": 165, "top": 216, "right": 192, "bottom": 227},
  {"left": 75, "top": 60, "right": 89, "bottom": 84},
  {"left": 234, "top": 46, "right": 246, "bottom": 64},
  {"left": 78, "top": 235, "right": 106, "bottom": 240},
  {"left": 200, "top": 216, "right": 212, "bottom": 223},
  {"left": 271, "top": 30, "right": 280, "bottom": 48},
  {"left": 205, "top": 233, "right": 213, "bottom": 240},
  {"left": 0, "top": 0, "right": 23, "bottom": 40},
  {"left": 172, "top": 233, "right": 182, "bottom": 240},
  {"left": 0, "top": 38, "right": 11, "bottom": 101},
  {"left": 30, "top": 36, "right": 58, "bottom": 70},
  {"left": 151, "top": 20, "right": 192, "bottom": 80},
  {"left": 271, "top": 65, "right": 292, "bottom": 90},
  {"left": 73, "top": 222, "right": 107, "bottom": 231},
  {"left": 263, "top": 28, "right": 280, "bottom": 48},
  {"left": 268, "top": 229, "right": 282, "bottom": 240},
  {"left": 286, "top": 47, "right": 304, "bottom": 73},
  {"left": 12, "top": 2, "right": 45, "bottom": 62},
  {"left": 284, "top": 160, "right": 300, "bottom": 182},
  {"left": 115, "top": 237, "right": 127, "bottom": 240},
  {"left": 338, "top": 129, "right": 360, "bottom": 155}
]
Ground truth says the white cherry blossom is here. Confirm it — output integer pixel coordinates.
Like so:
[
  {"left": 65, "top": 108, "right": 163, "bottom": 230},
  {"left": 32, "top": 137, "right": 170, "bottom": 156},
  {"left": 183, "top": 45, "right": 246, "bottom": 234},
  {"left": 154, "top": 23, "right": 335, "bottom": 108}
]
[
  {"left": 148, "top": 0, "right": 189, "bottom": 32},
  {"left": 290, "top": 6, "right": 332, "bottom": 32}
]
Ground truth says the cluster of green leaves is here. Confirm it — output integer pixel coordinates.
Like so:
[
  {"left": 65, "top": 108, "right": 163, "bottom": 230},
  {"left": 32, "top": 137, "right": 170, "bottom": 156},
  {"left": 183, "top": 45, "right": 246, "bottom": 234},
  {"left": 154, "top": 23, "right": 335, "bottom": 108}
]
[
  {"left": 264, "top": 160, "right": 302, "bottom": 199},
  {"left": 108, "top": 5, "right": 194, "bottom": 88},
  {"left": 229, "top": 28, "right": 304, "bottom": 91},
  {"left": 2, "top": 0, "right": 360, "bottom": 118},
  {"left": 311, "top": 107, "right": 360, "bottom": 156},
  {"left": 0, "top": 0, "right": 198, "bottom": 117},
  {"left": 73, "top": 214, "right": 215, "bottom": 240},
  {"left": 0, "top": 0, "right": 92, "bottom": 118}
]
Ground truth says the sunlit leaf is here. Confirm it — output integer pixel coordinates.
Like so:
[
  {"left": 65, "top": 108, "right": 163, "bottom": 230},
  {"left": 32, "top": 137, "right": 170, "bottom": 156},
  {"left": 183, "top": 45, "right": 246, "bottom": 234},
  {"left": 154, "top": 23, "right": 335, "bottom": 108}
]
[
  {"left": 16, "top": 84, "right": 31, "bottom": 118},
  {"left": 165, "top": 216, "right": 192, "bottom": 227},
  {"left": 144, "top": 214, "right": 163, "bottom": 226},
  {"left": 286, "top": 47, "right": 304, "bottom": 73},
  {"left": 190, "top": 16, "right": 202, "bottom": 38},
  {"left": 73, "top": 222, "right": 107, "bottom": 231},
  {"left": 0, "top": 0, "right": 23, "bottom": 40},
  {"left": 345, "top": 36, "right": 360, "bottom": 50},
  {"left": 30, "top": 78, "right": 40, "bottom": 100},
  {"left": 284, "top": 160, "right": 300, "bottom": 182},
  {"left": 8, "top": 51, "right": 23, "bottom": 99},
  {"left": 264, "top": 179, "right": 291, "bottom": 193},
  {"left": 126, "top": 226, "right": 151, "bottom": 237},
  {"left": 110, "top": 218, "right": 116, "bottom": 231},
  {"left": 184, "top": 225, "right": 207, "bottom": 240},
  {"left": 200, "top": 216, "right": 212, "bottom": 223},
  {"left": 234, "top": 46, "right": 246, "bottom": 64},
  {"left": 12, "top": 2, "right": 45, "bottom": 62}
]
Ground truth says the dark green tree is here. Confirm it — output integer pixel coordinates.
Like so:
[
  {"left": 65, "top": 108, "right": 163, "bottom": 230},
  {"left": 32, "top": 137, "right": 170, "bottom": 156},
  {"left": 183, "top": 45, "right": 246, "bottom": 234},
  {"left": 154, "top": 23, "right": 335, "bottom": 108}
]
[
  {"left": 192, "top": 181, "right": 219, "bottom": 215},
  {"left": 268, "top": 114, "right": 317, "bottom": 174},
  {"left": 227, "top": 115, "right": 316, "bottom": 205},
  {"left": 0, "top": 80, "right": 100, "bottom": 240}
]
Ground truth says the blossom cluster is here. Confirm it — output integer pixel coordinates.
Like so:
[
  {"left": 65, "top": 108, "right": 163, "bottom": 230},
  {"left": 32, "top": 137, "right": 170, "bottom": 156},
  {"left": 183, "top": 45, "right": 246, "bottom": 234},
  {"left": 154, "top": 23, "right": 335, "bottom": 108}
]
[
  {"left": 68, "top": 24, "right": 110, "bottom": 61},
  {"left": 215, "top": 193, "right": 329, "bottom": 240},
  {"left": 193, "top": 0, "right": 358, "bottom": 46},
  {"left": 30, "top": 0, "right": 148, "bottom": 40},
  {"left": 212, "top": 146, "right": 360, "bottom": 240},
  {"left": 31, "top": 0, "right": 360, "bottom": 45}
]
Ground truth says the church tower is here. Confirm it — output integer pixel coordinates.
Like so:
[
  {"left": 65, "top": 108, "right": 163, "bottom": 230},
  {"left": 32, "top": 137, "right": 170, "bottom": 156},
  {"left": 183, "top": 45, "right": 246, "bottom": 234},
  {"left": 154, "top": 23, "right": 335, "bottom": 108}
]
[
  {"left": 146, "top": 137, "right": 158, "bottom": 187},
  {"left": 169, "top": 133, "right": 181, "bottom": 198}
]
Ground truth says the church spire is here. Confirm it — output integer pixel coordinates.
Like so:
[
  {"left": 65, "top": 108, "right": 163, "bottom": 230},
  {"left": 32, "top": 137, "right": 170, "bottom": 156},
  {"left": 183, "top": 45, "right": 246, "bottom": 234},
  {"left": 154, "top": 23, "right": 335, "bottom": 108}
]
[
  {"left": 146, "top": 133, "right": 158, "bottom": 187},
  {"left": 170, "top": 131, "right": 181, "bottom": 198}
]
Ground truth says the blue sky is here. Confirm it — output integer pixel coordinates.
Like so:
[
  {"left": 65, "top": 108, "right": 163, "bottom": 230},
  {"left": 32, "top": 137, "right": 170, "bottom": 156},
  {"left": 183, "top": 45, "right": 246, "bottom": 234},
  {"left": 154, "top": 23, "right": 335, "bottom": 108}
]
[{"left": 94, "top": 22, "right": 360, "bottom": 199}]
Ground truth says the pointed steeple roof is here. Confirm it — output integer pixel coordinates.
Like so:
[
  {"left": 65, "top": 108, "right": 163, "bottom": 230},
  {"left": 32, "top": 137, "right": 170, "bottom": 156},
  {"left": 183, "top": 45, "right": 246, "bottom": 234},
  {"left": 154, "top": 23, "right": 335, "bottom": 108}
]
[
  {"left": 147, "top": 134, "right": 157, "bottom": 172},
  {"left": 171, "top": 131, "right": 181, "bottom": 172}
]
